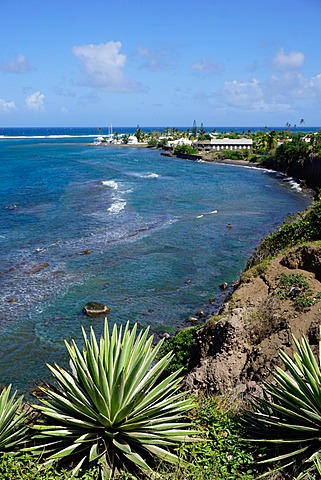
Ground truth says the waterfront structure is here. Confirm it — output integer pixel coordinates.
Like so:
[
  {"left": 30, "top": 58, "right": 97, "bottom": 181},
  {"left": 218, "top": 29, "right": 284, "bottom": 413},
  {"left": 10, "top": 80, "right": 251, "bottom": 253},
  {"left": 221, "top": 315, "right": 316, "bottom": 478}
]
[{"left": 197, "top": 138, "right": 253, "bottom": 152}]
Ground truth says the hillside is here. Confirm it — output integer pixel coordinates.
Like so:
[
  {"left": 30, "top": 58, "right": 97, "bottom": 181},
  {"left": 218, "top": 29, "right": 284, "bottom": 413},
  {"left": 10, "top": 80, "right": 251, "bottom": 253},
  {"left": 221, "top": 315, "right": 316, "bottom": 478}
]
[{"left": 183, "top": 243, "right": 321, "bottom": 397}]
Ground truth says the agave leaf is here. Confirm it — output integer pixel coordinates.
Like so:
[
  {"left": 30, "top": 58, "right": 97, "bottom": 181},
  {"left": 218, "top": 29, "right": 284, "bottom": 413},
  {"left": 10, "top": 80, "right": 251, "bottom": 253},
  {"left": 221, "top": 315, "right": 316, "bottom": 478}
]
[
  {"left": 258, "top": 444, "right": 310, "bottom": 464},
  {"left": 70, "top": 455, "right": 87, "bottom": 478},
  {"left": 261, "top": 398, "right": 319, "bottom": 428},
  {"left": 89, "top": 443, "right": 101, "bottom": 462},
  {"left": 112, "top": 437, "right": 133, "bottom": 455},
  {"left": 47, "top": 441, "right": 82, "bottom": 459},
  {"left": 145, "top": 444, "right": 184, "bottom": 465},
  {"left": 36, "top": 386, "right": 99, "bottom": 423},
  {"left": 121, "top": 449, "right": 151, "bottom": 471}
]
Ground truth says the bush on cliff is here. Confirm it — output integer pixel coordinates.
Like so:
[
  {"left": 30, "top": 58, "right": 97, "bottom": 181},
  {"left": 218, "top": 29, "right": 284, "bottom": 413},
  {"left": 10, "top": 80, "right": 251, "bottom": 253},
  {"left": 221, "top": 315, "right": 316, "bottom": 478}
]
[{"left": 248, "top": 199, "right": 321, "bottom": 266}]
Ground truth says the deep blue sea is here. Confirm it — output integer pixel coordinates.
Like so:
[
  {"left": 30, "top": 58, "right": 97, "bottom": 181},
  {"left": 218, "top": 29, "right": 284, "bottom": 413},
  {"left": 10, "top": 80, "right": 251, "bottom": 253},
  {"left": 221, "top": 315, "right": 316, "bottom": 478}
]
[{"left": 0, "top": 127, "right": 313, "bottom": 394}]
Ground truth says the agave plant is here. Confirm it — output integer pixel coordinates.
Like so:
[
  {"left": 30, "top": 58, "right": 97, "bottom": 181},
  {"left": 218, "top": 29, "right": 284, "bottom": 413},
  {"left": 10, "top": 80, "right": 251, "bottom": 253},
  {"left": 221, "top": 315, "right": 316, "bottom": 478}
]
[
  {"left": 0, "top": 385, "right": 28, "bottom": 451},
  {"left": 244, "top": 329, "right": 321, "bottom": 479},
  {"left": 29, "top": 320, "right": 197, "bottom": 478}
]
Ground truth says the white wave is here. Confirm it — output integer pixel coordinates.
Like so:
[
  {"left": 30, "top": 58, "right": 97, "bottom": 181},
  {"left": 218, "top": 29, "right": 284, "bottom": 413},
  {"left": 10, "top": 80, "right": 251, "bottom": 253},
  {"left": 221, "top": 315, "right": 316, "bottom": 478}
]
[
  {"left": 131, "top": 172, "right": 159, "bottom": 179},
  {"left": 197, "top": 210, "right": 218, "bottom": 218},
  {"left": 145, "top": 173, "right": 159, "bottom": 178},
  {"left": 108, "top": 200, "right": 126, "bottom": 214},
  {"left": 102, "top": 180, "right": 119, "bottom": 189},
  {"left": 288, "top": 179, "right": 302, "bottom": 192}
]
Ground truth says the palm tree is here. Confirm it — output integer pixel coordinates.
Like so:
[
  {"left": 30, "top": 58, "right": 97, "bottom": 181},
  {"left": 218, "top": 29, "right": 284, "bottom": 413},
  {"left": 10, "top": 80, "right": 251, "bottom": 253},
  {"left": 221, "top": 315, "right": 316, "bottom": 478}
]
[{"left": 266, "top": 130, "right": 278, "bottom": 151}]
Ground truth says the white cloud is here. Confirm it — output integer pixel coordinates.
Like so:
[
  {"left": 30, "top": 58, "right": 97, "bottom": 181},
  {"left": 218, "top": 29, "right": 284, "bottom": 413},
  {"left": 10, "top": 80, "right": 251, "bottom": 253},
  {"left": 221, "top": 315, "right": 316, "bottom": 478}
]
[
  {"left": 273, "top": 48, "right": 305, "bottom": 70},
  {"left": 309, "top": 73, "right": 321, "bottom": 97},
  {"left": 137, "top": 46, "right": 171, "bottom": 71},
  {"left": 0, "top": 54, "right": 33, "bottom": 73},
  {"left": 0, "top": 98, "right": 17, "bottom": 113},
  {"left": 221, "top": 78, "right": 292, "bottom": 113},
  {"left": 192, "top": 59, "right": 223, "bottom": 74},
  {"left": 72, "top": 41, "right": 143, "bottom": 92},
  {"left": 222, "top": 78, "right": 263, "bottom": 108},
  {"left": 25, "top": 91, "right": 45, "bottom": 111}
]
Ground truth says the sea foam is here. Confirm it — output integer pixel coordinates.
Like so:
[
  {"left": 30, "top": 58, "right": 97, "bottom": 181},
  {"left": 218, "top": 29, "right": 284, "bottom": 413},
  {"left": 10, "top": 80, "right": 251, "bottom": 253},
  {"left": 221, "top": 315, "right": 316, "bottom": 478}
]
[
  {"left": 102, "top": 180, "right": 119, "bottom": 189},
  {"left": 108, "top": 200, "right": 126, "bottom": 215}
]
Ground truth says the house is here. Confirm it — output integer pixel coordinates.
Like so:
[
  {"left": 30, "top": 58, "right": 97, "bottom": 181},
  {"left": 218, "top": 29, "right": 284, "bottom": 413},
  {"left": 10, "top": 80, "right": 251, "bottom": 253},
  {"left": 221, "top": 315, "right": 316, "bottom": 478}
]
[
  {"left": 127, "top": 135, "right": 138, "bottom": 144},
  {"left": 167, "top": 138, "right": 193, "bottom": 148},
  {"left": 197, "top": 138, "right": 253, "bottom": 152}
]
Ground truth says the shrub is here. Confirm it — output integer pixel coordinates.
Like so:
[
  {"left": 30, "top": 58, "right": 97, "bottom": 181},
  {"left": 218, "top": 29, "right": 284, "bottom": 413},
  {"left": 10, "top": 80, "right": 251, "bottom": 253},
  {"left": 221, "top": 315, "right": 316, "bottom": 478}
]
[
  {"left": 158, "top": 327, "right": 199, "bottom": 375},
  {"left": 247, "top": 200, "right": 321, "bottom": 267},
  {"left": 28, "top": 320, "right": 197, "bottom": 479},
  {"left": 173, "top": 144, "right": 198, "bottom": 155}
]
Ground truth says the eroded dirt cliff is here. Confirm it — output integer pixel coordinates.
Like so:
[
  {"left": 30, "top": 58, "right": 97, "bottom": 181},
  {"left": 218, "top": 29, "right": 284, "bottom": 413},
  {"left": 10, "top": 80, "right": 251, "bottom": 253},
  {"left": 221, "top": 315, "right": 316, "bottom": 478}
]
[{"left": 183, "top": 245, "right": 321, "bottom": 397}]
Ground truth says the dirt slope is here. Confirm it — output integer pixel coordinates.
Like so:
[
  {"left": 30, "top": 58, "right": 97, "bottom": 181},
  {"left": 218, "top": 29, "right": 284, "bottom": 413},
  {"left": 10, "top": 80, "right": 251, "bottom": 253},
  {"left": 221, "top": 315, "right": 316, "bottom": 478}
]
[{"left": 184, "top": 245, "right": 321, "bottom": 397}]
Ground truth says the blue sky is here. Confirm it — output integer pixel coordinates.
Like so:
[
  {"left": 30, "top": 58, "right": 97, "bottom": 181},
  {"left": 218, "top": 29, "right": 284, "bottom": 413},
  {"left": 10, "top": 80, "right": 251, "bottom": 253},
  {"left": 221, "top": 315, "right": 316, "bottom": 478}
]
[{"left": 0, "top": 0, "right": 320, "bottom": 128}]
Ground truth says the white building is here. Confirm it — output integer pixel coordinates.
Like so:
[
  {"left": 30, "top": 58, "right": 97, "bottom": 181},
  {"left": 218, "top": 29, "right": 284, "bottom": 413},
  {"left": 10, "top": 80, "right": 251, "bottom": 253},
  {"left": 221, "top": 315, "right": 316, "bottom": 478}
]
[{"left": 197, "top": 138, "right": 253, "bottom": 151}]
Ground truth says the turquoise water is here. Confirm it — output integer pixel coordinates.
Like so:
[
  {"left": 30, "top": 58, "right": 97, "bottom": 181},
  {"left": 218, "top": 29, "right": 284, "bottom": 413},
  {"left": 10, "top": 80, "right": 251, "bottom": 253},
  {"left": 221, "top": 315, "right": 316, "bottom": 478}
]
[{"left": 0, "top": 128, "right": 311, "bottom": 394}]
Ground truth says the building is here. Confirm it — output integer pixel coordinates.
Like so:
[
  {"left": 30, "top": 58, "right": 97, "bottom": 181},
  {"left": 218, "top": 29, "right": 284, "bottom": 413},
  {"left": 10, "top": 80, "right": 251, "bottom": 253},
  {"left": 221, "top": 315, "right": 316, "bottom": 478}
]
[{"left": 197, "top": 138, "right": 253, "bottom": 152}]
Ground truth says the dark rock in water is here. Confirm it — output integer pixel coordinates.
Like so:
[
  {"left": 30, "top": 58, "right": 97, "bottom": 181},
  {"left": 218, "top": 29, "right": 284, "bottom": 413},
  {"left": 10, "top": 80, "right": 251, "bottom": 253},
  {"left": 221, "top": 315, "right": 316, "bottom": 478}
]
[
  {"left": 187, "top": 316, "right": 199, "bottom": 323},
  {"left": 28, "top": 262, "right": 50, "bottom": 274},
  {"left": 219, "top": 282, "right": 228, "bottom": 290},
  {"left": 82, "top": 302, "right": 110, "bottom": 317},
  {"left": 160, "top": 332, "right": 171, "bottom": 339}
]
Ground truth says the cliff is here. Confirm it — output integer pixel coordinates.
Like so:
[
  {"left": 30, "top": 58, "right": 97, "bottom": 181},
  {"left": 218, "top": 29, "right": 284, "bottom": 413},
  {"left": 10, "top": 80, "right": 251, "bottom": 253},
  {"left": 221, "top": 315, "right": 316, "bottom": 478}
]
[{"left": 183, "top": 244, "right": 321, "bottom": 397}]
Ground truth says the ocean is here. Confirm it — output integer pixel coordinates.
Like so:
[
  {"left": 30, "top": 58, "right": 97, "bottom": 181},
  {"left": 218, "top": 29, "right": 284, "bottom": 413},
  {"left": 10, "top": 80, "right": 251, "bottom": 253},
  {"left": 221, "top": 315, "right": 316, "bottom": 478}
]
[{"left": 0, "top": 127, "right": 312, "bottom": 394}]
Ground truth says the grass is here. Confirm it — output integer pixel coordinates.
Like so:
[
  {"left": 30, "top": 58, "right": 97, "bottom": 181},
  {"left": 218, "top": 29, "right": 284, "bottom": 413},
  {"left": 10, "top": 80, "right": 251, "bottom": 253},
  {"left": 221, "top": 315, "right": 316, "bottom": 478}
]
[
  {"left": 0, "top": 453, "right": 99, "bottom": 479},
  {"left": 276, "top": 272, "right": 321, "bottom": 310}
]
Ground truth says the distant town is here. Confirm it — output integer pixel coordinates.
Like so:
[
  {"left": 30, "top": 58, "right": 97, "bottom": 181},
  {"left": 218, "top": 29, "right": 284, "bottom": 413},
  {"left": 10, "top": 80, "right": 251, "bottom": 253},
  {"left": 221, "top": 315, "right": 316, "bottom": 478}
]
[{"left": 94, "top": 123, "right": 319, "bottom": 164}]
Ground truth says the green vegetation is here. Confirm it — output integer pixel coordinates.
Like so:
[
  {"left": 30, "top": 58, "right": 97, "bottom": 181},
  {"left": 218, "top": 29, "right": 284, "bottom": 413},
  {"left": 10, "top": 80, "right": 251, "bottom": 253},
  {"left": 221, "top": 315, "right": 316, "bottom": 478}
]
[
  {"left": 158, "top": 327, "right": 200, "bottom": 375},
  {"left": 276, "top": 272, "right": 321, "bottom": 310},
  {"left": 27, "top": 320, "right": 197, "bottom": 479},
  {"left": 248, "top": 199, "right": 321, "bottom": 266},
  {"left": 173, "top": 144, "right": 198, "bottom": 155},
  {"left": 178, "top": 396, "right": 258, "bottom": 480},
  {"left": 0, "top": 453, "right": 98, "bottom": 480},
  {"left": 243, "top": 330, "right": 321, "bottom": 479},
  {"left": 0, "top": 385, "right": 28, "bottom": 451}
]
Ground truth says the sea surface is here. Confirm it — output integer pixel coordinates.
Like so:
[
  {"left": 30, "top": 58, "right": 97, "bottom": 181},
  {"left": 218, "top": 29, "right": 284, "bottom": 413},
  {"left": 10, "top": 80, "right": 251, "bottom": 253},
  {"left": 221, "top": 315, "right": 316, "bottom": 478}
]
[{"left": 0, "top": 127, "right": 312, "bottom": 394}]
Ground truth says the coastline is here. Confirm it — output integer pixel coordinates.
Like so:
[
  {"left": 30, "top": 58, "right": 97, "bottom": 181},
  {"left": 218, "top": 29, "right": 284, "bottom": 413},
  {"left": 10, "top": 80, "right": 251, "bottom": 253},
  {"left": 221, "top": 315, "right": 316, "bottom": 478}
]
[
  {"left": 201, "top": 155, "right": 255, "bottom": 167},
  {"left": 199, "top": 154, "right": 316, "bottom": 199}
]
